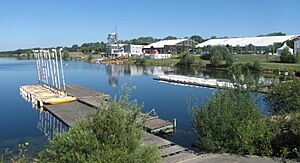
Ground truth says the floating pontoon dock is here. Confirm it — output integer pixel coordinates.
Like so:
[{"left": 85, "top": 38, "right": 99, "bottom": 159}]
[
  {"left": 20, "top": 84, "right": 199, "bottom": 162},
  {"left": 20, "top": 84, "right": 175, "bottom": 133},
  {"left": 154, "top": 75, "right": 234, "bottom": 89}
]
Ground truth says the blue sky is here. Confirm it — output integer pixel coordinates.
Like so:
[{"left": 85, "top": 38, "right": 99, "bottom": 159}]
[{"left": 0, "top": 0, "right": 299, "bottom": 51}]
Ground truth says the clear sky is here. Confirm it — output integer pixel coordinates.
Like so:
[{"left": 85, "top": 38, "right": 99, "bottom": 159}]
[{"left": 0, "top": 0, "right": 299, "bottom": 51}]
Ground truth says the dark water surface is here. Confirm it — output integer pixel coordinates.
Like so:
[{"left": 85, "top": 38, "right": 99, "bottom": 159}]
[{"left": 0, "top": 58, "right": 271, "bottom": 155}]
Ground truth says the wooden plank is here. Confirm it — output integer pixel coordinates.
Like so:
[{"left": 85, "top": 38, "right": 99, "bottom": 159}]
[
  {"left": 144, "top": 118, "right": 173, "bottom": 130},
  {"left": 160, "top": 145, "right": 187, "bottom": 157},
  {"left": 162, "top": 151, "right": 197, "bottom": 163},
  {"left": 66, "top": 84, "right": 108, "bottom": 98},
  {"left": 65, "top": 84, "right": 110, "bottom": 108},
  {"left": 142, "top": 132, "right": 173, "bottom": 147},
  {"left": 44, "top": 101, "right": 94, "bottom": 127}
]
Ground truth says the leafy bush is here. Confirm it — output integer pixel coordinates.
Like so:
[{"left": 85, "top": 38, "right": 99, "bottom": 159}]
[
  {"left": 209, "top": 46, "right": 230, "bottom": 59},
  {"left": 177, "top": 52, "right": 195, "bottom": 67},
  {"left": 210, "top": 51, "right": 223, "bottom": 67},
  {"left": 265, "top": 80, "right": 300, "bottom": 114},
  {"left": 87, "top": 53, "right": 93, "bottom": 61},
  {"left": 225, "top": 54, "right": 234, "bottom": 66},
  {"left": 280, "top": 48, "right": 296, "bottom": 63},
  {"left": 135, "top": 57, "right": 146, "bottom": 65},
  {"left": 192, "top": 89, "right": 273, "bottom": 156},
  {"left": 252, "top": 60, "right": 261, "bottom": 71},
  {"left": 296, "top": 52, "right": 300, "bottom": 63},
  {"left": 39, "top": 86, "right": 159, "bottom": 162},
  {"left": 269, "top": 112, "right": 300, "bottom": 159},
  {"left": 241, "top": 60, "right": 261, "bottom": 71}
]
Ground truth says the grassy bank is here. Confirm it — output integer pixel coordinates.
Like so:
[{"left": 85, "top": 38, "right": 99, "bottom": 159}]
[{"left": 126, "top": 54, "right": 300, "bottom": 74}]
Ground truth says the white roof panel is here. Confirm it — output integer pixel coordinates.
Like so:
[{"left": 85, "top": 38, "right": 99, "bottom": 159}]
[
  {"left": 197, "top": 35, "right": 299, "bottom": 47},
  {"left": 144, "top": 39, "right": 188, "bottom": 48}
]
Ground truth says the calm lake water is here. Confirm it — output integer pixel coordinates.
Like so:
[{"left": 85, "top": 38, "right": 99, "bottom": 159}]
[{"left": 0, "top": 57, "right": 271, "bottom": 156}]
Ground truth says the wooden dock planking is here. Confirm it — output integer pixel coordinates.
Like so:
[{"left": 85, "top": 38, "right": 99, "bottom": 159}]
[
  {"left": 66, "top": 84, "right": 109, "bottom": 98},
  {"left": 65, "top": 84, "right": 174, "bottom": 133},
  {"left": 142, "top": 132, "right": 174, "bottom": 147},
  {"left": 44, "top": 101, "right": 94, "bottom": 127},
  {"left": 21, "top": 84, "right": 198, "bottom": 162},
  {"left": 143, "top": 118, "right": 173, "bottom": 133},
  {"left": 160, "top": 145, "right": 187, "bottom": 157},
  {"left": 161, "top": 151, "right": 197, "bottom": 163},
  {"left": 66, "top": 84, "right": 110, "bottom": 108}
]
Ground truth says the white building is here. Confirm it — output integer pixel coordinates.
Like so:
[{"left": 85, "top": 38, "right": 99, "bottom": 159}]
[
  {"left": 123, "top": 45, "right": 144, "bottom": 56},
  {"left": 295, "top": 39, "right": 300, "bottom": 54},
  {"left": 149, "top": 53, "right": 171, "bottom": 59},
  {"left": 106, "top": 44, "right": 126, "bottom": 57},
  {"left": 143, "top": 39, "right": 198, "bottom": 54},
  {"left": 276, "top": 43, "right": 294, "bottom": 55},
  {"left": 197, "top": 35, "right": 299, "bottom": 54}
]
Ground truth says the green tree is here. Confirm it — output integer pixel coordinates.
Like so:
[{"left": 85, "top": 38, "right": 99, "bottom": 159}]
[
  {"left": 209, "top": 46, "right": 230, "bottom": 59},
  {"left": 135, "top": 57, "right": 146, "bottom": 65},
  {"left": 258, "top": 32, "right": 286, "bottom": 37},
  {"left": 296, "top": 52, "right": 300, "bottom": 63},
  {"left": 265, "top": 80, "right": 300, "bottom": 114},
  {"left": 280, "top": 48, "right": 296, "bottom": 63},
  {"left": 177, "top": 52, "right": 195, "bottom": 67},
  {"left": 39, "top": 86, "right": 159, "bottom": 162},
  {"left": 225, "top": 54, "right": 234, "bottom": 66},
  {"left": 164, "top": 36, "right": 177, "bottom": 40},
  {"left": 192, "top": 81, "right": 273, "bottom": 156},
  {"left": 87, "top": 53, "right": 93, "bottom": 61},
  {"left": 210, "top": 36, "right": 217, "bottom": 39},
  {"left": 252, "top": 60, "right": 261, "bottom": 71},
  {"left": 210, "top": 51, "right": 222, "bottom": 67},
  {"left": 189, "top": 35, "right": 203, "bottom": 43}
]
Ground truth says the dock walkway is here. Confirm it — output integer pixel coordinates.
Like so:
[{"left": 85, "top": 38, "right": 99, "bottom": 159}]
[
  {"left": 20, "top": 84, "right": 283, "bottom": 163},
  {"left": 44, "top": 84, "right": 196, "bottom": 162}
]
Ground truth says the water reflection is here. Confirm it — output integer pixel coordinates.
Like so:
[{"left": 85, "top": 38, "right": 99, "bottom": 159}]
[
  {"left": 37, "top": 110, "right": 68, "bottom": 139},
  {"left": 20, "top": 93, "right": 69, "bottom": 139},
  {"left": 105, "top": 64, "right": 173, "bottom": 87},
  {"left": 105, "top": 64, "right": 282, "bottom": 87}
]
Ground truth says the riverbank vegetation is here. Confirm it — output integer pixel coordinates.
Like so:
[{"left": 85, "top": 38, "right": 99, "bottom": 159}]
[
  {"left": 1, "top": 86, "right": 160, "bottom": 163},
  {"left": 38, "top": 87, "right": 159, "bottom": 162},
  {"left": 192, "top": 75, "right": 300, "bottom": 160}
]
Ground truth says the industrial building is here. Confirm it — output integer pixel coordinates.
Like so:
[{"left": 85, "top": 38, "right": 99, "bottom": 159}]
[
  {"left": 197, "top": 35, "right": 300, "bottom": 55},
  {"left": 143, "top": 39, "right": 198, "bottom": 54}
]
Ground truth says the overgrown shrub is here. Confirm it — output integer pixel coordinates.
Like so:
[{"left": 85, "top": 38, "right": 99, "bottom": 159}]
[
  {"left": 209, "top": 46, "right": 230, "bottom": 59},
  {"left": 210, "top": 51, "right": 222, "bottom": 67},
  {"left": 39, "top": 85, "right": 159, "bottom": 162},
  {"left": 192, "top": 89, "right": 273, "bottom": 156},
  {"left": 87, "top": 53, "right": 93, "bottom": 61},
  {"left": 280, "top": 48, "right": 296, "bottom": 63},
  {"left": 269, "top": 112, "right": 300, "bottom": 159},
  {"left": 252, "top": 60, "right": 261, "bottom": 71},
  {"left": 225, "top": 54, "right": 234, "bottom": 66},
  {"left": 296, "top": 52, "right": 300, "bottom": 63},
  {"left": 265, "top": 80, "right": 300, "bottom": 114},
  {"left": 241, "top": 60, "right": 261, "bottom": 71},
  {"left": 177, "top": 52, "right": 195, "bottom": 67},
  {"left": 135, "top": 57, "right": 146, "bottom": 65}
]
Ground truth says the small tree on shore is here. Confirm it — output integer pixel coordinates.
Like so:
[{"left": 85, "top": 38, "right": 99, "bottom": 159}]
[
  {"left": 39, "top": 85, "right": 159, "bottom": 162},
  {"left": 280, "top": 48, "right": 296, "bottom": 63},
  {"left": 225, "top": 54, "right": 234, "bottom": 66},
  {"left": 265, "top": 80, "right": 300, "bottom": 114},
  {"left": 177, "top": 52, "right": 195, "bottom": 67},
  {"left": 192, "top": 74, "right": 273, "bottom": 156},
  {"left": 210, "top": 51, "right": 222, "bottom": 67}
]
